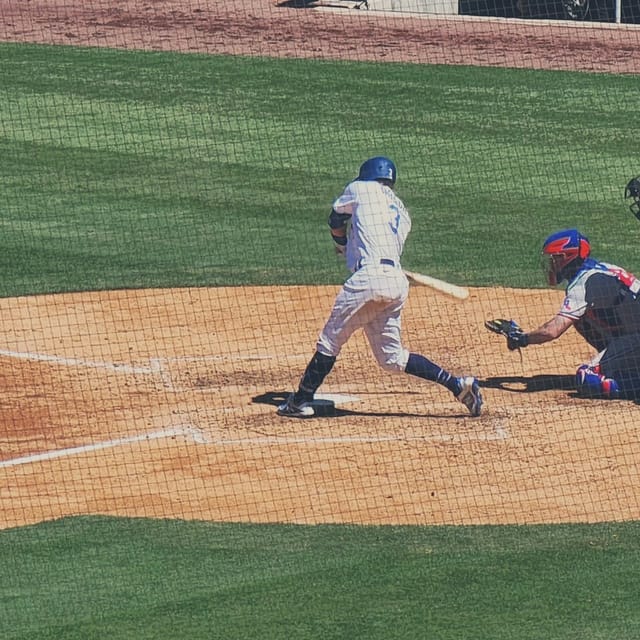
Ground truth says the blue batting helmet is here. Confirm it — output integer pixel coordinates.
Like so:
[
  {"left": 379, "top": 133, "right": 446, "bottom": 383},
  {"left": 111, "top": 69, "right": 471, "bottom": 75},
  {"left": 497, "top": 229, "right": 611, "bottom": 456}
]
[
  {"left": 541, "top": 228, "right": 591, "bottom": 286},
  {"left": 358, "top": 156, "right": 397, "bottom": 185}
]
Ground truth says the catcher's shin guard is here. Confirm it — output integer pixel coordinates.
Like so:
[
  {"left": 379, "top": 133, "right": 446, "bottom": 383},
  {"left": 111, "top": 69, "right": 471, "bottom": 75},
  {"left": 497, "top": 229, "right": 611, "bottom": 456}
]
[{"left": 575, "top": 365, "right": 620, "bottom": 399}]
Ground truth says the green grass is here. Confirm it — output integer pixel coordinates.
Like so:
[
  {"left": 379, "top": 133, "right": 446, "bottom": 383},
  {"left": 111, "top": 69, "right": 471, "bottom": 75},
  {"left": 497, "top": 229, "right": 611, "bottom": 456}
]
[
  {"left": 0, "top": 43, "right": 638, "bottom": 295},
  {"left": 2, "top": 516, "right": 640, "bottom": 640}
]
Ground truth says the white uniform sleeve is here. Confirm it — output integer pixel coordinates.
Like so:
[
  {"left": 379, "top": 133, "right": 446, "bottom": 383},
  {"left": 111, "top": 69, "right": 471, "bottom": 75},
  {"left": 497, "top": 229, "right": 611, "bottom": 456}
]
[
  {"left": 559, "top": 272, "right": 589, "bottom": 319},
  {"left": 332, "top": 183, "right": 358, "bottom": 216}
]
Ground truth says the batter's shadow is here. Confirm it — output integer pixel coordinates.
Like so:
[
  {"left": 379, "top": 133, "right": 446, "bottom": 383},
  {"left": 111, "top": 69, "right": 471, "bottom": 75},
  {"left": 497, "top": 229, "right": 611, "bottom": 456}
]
[
  {"left": 481, "top": 374, "right": 576, "bottom": 393},
  {"left": 253, "top": 391, "right": 466, "bottom": 419}
]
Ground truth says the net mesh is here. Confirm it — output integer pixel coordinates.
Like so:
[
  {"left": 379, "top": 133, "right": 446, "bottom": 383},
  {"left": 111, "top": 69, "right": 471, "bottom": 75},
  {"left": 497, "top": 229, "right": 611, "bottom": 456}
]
[{"left": 0, "top": 0, "right": 639, "bottom": 535}]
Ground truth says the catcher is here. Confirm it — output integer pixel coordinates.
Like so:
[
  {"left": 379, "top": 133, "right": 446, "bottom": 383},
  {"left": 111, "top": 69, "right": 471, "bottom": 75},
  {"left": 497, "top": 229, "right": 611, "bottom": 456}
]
[{"left": 486, "top": 228, "right": 640, "bottom": 399}]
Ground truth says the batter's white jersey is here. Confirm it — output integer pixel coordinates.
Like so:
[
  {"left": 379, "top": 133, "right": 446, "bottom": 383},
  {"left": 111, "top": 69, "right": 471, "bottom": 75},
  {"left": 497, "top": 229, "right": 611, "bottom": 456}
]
[
  {"left": 317, "top": 179, "right": 413, "bottom": 372},
  {"left": 332, "top": 180, "right": 411, "bottom": 273}
]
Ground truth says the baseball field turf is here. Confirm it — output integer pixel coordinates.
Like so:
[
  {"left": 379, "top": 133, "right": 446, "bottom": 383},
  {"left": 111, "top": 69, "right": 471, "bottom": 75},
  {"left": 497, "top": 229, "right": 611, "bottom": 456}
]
[
  {"left": 1, "top": 42, "right": 640, "bottom": 639},
  {"left": 4, "top": 517, "right": 640, "bottom": 639},
  {"left": 1, "top": 43, "right": 639, "bottom": 295}
]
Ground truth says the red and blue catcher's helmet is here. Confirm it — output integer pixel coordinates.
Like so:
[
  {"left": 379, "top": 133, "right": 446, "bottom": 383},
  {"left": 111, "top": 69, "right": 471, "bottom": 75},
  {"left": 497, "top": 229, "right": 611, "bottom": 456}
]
[
  {"left": 541, "top": 229, "right": 591, "bottom": 286},
  {"left": 358, "top": 156, "right": 397, "bottom": 185}
]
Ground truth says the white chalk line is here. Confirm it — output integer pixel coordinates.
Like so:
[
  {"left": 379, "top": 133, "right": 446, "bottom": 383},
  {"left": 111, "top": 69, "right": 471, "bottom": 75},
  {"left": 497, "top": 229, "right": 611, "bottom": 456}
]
[
  {"left": 205, "top": 426, "right": 509, "bottom": 446},
  {"left": 0, "top": 349, "right": 312, "bottom": 394},
  {"left": 154, "top": 354, "right": 309, "bottom": 363},
  {"left": 0, "top": 424, "right": 509, "bottom": 468},
  {"left": 0, "top": 348, "right": 506, "bottom": 466},
  {"left": 0, "top": 420, "right": 508, "bottom": 468},
  {"left": 0, "top": 349, "right": 308, "bottom": 373},
  {"left": 0, "top": 348, "right": 155, "bottom": 375},
  {"left": 0, "top": 425, "right": 209, "bottom": 469}
]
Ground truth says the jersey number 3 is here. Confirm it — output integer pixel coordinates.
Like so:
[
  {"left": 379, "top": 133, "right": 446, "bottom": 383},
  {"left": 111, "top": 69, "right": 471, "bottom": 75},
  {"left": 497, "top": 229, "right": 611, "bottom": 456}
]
[{"left": 388, "top": 204, "right": 400, "bottom": 235}]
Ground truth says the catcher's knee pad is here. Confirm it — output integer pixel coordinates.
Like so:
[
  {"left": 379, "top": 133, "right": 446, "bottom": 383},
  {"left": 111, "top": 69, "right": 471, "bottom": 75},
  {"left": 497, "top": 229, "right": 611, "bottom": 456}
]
[{"left": 575, "top": 364, "right": 620, "bottom": 399}]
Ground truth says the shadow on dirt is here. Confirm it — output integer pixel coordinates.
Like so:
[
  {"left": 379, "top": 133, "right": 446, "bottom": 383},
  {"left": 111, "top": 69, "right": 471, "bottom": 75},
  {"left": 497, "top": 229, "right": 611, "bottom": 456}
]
[
  {"left": 484, "top": 374, "right": 640, "bottom": 403},
  {"left": 482, "top": 374, "right": 576, "bottom": 393},
  {"left": 252, "top": 391, "right": 468, "bottom": 419}
]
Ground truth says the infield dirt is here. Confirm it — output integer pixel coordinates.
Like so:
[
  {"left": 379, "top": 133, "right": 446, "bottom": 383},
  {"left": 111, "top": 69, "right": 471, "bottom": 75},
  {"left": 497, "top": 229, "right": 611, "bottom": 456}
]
[{"left": 1, "top": 0, "right": 639, "bottom": 529}]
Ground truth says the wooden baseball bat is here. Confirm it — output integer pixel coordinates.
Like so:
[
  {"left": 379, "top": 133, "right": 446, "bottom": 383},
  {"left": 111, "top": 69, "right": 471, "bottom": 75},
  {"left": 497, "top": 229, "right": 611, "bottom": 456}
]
[{"left": 403, "top": 269, "right": 469, "bottom": 300}]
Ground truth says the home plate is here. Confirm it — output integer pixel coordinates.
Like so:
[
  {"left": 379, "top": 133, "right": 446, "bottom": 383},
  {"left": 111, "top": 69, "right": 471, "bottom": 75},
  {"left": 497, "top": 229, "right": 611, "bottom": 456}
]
[
  {"left": 315, "top": 392, "right": 360, "bottom": 405},
  {"left": 311, "top": 392, "right": 360, "bottom": 417}
]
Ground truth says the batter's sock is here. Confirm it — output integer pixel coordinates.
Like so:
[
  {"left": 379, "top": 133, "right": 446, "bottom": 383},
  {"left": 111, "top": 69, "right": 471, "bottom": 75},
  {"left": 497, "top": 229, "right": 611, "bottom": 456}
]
[
  {"left": 294, "top": 351, "right": 337, "bottom": 403},
  {"left": 405, "top": 352, "right": 460, "bottom": 394}
]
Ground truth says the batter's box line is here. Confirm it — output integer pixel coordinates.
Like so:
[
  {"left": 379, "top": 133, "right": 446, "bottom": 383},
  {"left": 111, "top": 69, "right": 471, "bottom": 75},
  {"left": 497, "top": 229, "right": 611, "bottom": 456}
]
[
  {"left": 0, "top": 349, "right": 305, "bottom": 392},
  {"left": 0, "top": 424, "right": 209, "bottom": 469},
  {"left": 152, "top": 353, "right": 309, "bottom": 364},
  {"left": 0, "top": 348, "right": 156, "bottom": 375},
  {"left": 170, "top": 424, "right": 509, "bottom": 446},
  {"left": 148, "top": 354, "right": 311, "bottom": 393}
]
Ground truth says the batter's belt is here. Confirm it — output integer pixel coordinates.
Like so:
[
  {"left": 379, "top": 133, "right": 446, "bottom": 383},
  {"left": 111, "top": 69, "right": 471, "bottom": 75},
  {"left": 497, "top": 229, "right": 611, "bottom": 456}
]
[{"left": 357, "top": 258, "right": 398, "bottom": 269}]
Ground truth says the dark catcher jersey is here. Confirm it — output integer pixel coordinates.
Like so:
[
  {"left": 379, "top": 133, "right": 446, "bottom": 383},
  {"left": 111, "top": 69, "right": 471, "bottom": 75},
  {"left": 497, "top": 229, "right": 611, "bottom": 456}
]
[{"left": 558, "top": 259, "right": 640, "bottom": 352}]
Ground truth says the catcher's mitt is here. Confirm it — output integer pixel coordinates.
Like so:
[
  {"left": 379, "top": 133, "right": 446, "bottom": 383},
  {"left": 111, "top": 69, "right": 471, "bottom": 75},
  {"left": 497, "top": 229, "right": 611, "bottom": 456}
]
[{"left": 484, "top": 318, "right": 529, "bottom": 351}]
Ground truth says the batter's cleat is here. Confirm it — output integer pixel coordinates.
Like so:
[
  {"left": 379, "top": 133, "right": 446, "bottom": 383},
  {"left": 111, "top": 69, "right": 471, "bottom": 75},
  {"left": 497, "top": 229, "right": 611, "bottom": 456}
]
[
  {"left": 575, "top": 365, "right": 620, "bottom": 399},
  {"left": 456, "top": 376, "right": 483, "bottom": 417},
  {"left": 277, "top": 394, "right": 315, "bottom": 418}
]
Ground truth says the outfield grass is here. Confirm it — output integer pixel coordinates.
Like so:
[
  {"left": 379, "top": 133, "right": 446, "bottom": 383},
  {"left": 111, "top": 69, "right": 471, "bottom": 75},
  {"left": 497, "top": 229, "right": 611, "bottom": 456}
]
[
  {"left": 2, "top": 516, "right": 640, "bottom": 640},
  {"left": 0, "top": 43, "right": 638, "bottom": 295}
]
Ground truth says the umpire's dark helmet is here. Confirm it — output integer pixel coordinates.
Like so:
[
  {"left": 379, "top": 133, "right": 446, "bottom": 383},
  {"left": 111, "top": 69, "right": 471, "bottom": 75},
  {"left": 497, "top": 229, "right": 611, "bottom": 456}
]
[
  {"left": 625, "top": 176, "right": 640, "bottom": 220},
  {"left": 541, "top": 229, "right": 591, "bottom": 286},
  {"left": 358, "top": 156, "right": 397, "bottom": 185}
]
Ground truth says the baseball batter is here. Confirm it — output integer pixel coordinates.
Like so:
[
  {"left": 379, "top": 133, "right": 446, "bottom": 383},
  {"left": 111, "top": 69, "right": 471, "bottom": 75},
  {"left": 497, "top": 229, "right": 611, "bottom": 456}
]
[
  {"left": 495, "top": 228, "right": 640, "bottom": 399},
  {"left": 278, "top": 156, "right": 482, "bottom": 418}
]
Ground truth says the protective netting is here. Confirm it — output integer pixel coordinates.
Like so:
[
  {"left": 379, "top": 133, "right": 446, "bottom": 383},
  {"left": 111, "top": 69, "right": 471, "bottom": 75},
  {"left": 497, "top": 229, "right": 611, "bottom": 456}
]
[{"left": 1, "top": 0, "right": 639, "bottom": 538}]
